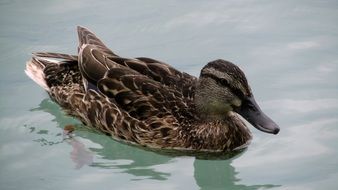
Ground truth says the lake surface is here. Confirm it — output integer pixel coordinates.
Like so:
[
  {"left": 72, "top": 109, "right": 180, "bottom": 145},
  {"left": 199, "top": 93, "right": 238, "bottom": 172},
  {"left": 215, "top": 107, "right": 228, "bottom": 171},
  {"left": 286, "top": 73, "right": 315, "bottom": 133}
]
[{"left": 1, "top": 0, "right": 338, "bottom": 189}]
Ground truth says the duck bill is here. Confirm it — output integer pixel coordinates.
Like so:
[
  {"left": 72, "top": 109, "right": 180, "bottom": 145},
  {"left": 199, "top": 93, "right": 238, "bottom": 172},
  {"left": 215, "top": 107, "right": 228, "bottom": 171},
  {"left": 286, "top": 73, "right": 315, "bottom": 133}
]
[{"left": 235, "top": 96, "right": 280, "bottom": 134}]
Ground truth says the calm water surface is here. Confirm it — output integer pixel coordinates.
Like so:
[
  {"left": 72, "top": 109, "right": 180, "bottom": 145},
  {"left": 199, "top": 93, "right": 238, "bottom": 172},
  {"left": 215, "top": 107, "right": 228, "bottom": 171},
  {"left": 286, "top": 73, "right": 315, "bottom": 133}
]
[{"left": 1, "top": 0, "right": 338, "bottom": 190}]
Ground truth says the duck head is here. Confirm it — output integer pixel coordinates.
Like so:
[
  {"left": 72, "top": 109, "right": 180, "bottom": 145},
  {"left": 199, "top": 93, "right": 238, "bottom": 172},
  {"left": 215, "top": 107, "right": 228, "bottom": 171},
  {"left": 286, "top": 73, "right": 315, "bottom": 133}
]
[{"left": 194, "top": 59, "right": 279, "bottom": 134}]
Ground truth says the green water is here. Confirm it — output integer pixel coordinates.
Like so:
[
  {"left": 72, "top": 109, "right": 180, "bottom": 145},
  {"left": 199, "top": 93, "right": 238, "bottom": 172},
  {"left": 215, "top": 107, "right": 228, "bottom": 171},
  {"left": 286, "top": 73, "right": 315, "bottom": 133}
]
[{"left": 1, "top": 0, "right": 338, "bottom": 190}]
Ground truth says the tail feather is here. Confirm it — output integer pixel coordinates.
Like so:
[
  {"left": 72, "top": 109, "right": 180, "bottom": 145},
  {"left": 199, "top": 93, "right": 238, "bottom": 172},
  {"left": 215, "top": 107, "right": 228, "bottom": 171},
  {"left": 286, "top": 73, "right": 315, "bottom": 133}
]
[
  {"left": 26, "top": 26, "right": 117, "bottom": 92},
  {"left": 25, "top": 57, "right": 50, "bottom": 91},
  {"left": 33, "top": 52, "right": 78, "bottom": 61}
]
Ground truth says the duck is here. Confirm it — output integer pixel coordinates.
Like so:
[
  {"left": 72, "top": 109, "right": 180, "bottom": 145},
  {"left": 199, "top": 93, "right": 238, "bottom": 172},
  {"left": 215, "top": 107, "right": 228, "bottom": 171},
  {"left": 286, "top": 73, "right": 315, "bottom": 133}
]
[{"left": 25, "top": 26, "right": 279, "bottom": 153}]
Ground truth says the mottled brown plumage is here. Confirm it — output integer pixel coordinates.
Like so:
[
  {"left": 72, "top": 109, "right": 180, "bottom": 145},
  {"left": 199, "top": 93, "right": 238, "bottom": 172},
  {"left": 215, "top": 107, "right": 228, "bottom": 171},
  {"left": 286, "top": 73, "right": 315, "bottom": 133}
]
[{"left": 25, "top": 26, "right": 279, "bottom": 153}]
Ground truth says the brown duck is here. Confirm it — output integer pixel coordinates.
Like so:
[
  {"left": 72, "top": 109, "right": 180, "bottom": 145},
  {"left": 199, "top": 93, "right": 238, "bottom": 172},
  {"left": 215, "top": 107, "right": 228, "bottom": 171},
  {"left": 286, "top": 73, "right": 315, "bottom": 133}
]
[{"left": 25, "top": 26, "right": 279, "bottom": 153}]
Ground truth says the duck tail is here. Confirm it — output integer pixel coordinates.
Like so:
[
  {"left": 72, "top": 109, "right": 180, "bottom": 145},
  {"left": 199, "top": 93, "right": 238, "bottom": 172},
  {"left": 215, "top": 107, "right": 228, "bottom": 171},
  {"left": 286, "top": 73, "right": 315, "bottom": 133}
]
[
  {"left": 25, "top": 56, "right": 51, "bottom": 91},
  {"left": 32, "top": 52, "right": 78, "bottom": 61}
]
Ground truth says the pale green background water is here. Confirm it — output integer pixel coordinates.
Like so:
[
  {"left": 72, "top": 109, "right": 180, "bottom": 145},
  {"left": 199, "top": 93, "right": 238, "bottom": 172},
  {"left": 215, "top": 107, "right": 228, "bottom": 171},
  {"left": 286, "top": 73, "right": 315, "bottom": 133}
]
[{"left": 1, "top": 0, "right": 338, "bottom": 190}]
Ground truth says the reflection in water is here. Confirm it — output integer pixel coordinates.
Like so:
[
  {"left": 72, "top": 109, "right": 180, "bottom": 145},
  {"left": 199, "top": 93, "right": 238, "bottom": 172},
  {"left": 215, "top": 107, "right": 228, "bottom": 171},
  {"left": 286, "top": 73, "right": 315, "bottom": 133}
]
[
  {"left": 32, "top": 98, "right": 279, "bottom": 189},
  {"left": 89, "top": 139, "right": 172, "bottom": 180},
  {"left": 63, "top": 125, "right": 94, "bottom": 169},
  {"left": 31, "top": 99, "right": 172, "bottom": 179},
  {"left": 66, "top": 137, "right": 94, "bottom": 169},
  {"left": 194, "top": 158, "right": 279, "bottom": 190}
]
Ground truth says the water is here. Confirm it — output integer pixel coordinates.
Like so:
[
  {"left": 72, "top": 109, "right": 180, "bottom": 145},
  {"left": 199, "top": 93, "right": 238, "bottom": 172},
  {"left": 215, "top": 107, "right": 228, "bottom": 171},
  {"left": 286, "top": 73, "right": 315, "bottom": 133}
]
[{"left": 1, "top": 0, "right": 338, "bottom": 189}]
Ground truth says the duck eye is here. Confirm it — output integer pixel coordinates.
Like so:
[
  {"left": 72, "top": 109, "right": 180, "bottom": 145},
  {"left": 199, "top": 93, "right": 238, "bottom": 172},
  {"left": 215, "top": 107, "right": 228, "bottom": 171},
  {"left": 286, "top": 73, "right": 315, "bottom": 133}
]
[{"left": 218, "top": 78, "right": 229, "bottom": 86}]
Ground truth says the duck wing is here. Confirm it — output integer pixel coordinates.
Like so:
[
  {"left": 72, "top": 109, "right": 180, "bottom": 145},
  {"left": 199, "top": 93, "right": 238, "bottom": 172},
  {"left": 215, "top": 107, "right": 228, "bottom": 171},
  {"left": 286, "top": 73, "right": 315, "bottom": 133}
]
[
  {"left": 97, "top": 66, "right": 196, "bottom": 123},
  {"left": 111, "top": 56, "right": 198, "bottom": 100},
  {"left": 77, "top": 26, "right": 197, "bottom": 99},
  {"left": 77, "top": 26, "right": 117, "bottom": 56}
]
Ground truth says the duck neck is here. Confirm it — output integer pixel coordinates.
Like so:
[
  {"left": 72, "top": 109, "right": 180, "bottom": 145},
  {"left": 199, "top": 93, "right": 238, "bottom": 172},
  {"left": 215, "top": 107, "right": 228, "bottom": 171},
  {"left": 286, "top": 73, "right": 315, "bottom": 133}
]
[{"left": 189, "top": 112, "right": 252, "bottom": 151}]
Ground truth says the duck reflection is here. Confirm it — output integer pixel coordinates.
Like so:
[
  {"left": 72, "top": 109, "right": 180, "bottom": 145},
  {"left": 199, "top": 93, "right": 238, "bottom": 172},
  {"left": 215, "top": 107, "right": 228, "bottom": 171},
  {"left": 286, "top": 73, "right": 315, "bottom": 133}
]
[
  {"left": 32, "top": 98, "right": 279, "bottom": 189},
  {"left": 32, "top": 99, "right": 171, "bottom": 179},
  {"left": 194, "top": 157, "right": 279, "bottom": 190},
  {"left": 62, "top": 125, "right": 94, "bottom": 169},
  {"left": 66, "top": 137, "right": 94, "bottom": 169}
]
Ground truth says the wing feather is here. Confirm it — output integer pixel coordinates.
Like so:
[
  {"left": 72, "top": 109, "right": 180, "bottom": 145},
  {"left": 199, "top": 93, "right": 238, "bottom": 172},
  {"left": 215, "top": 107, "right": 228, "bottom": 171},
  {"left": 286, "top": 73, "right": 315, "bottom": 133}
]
[
  {"left": 106, "top": 56, "right": 198, "bottom": 99},
  {"left": 97, "top": 67, "right": 196, "bottom": 122},
  {"left": 77, "top": 26, "right": 117, "bottom": 56},
  {"left": 76, "top": 26, "right": 197, "bottom": 99}
]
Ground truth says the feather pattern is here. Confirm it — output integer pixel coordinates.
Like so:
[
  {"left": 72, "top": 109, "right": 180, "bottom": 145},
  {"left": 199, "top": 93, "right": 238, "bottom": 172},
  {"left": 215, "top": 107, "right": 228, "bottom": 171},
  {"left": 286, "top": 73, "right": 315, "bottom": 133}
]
[{"left": 25, "top": 26, "right": 256, "bottom": 153}]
